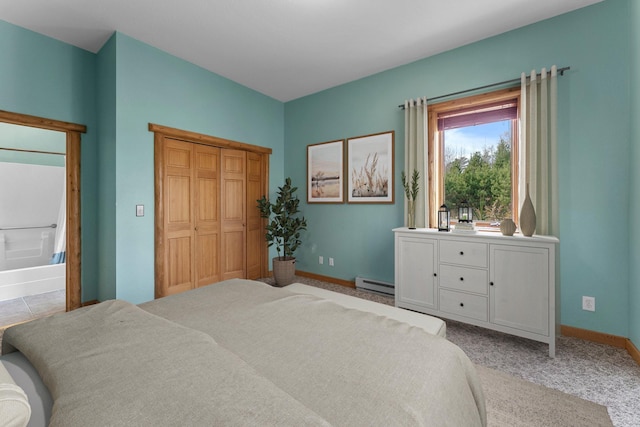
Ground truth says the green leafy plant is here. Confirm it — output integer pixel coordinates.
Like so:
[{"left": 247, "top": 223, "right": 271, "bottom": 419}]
[
  {"left": 401, "top": 169, "right": 420, "bottom": 201},
  {"left": 257, "top": 177, "right": 308, "bottom": 260}
]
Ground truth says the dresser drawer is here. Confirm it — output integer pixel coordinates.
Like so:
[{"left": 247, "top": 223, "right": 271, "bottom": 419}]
[
  {"left": 439, "top": 289, "right": 488, "bottom": 322},
  {"left": 439, "top": 264, "right": 488, "bottom": 295},
  {"left": 439, "top": 240, "right": 487, "bottom": 268}
]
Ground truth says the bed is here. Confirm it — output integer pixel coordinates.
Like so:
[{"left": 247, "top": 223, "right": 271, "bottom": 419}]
[{"left": 1, "top": 279, "right": 486, "bottom": 426}]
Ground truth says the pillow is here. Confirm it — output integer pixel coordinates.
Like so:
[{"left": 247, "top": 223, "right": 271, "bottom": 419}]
[{"left": 0, "top": 361, "right": 31, "bottom": 427}]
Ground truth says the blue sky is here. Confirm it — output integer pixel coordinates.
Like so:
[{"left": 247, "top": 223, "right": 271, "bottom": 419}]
[{"left": 444, "top": 120, "right": 511, "bottom": 158}]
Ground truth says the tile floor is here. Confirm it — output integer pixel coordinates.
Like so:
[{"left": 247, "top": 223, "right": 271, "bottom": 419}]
[{"left": 0, "top": 290, "right": 66, "bottom": 328}]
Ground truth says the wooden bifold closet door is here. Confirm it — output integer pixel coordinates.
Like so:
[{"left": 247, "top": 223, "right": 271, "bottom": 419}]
[{"left": 153, "top": 125, "right": 270, "bottom": 299}]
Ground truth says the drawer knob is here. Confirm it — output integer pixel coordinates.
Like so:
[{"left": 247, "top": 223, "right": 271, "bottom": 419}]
[
  {"left": 459, "top": 277, "right": 464, "bottom": 281},
  {"left": 490, "top": 282, "right": 494, "bottom": 286},
  {"left": 433, "top": 273, "right": 437, "bottom": 277},
  {"left": 460, "top": 251, "right": 464, "bottom": 255},
  {"left": 459, "top": 302, "right": 464, "bottom": 307}
]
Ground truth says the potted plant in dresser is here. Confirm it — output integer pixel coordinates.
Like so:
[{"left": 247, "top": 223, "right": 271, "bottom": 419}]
[{"left": 257, "top": 177, "right": 308, "bottom": 286}]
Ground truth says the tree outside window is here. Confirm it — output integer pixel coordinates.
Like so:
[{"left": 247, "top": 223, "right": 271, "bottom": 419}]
[
  {"left": 427, "top": 88, "right": 520, "bottom": 228},
  {"left": 444, "top": 124, "right": 512, "bottom": 223}
]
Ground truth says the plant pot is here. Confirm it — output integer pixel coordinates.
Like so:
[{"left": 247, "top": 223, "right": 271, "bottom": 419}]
[{"left": 272, "top": 257, "right": 296, "bottom": 287}]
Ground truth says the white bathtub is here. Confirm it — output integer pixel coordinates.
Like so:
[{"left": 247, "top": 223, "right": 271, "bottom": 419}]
[
  {"left": 0, "top": 263, "right": 65, "bottom": 302},
  {"left": 0, "top": 228, "right": 65, "bottom": 302}
]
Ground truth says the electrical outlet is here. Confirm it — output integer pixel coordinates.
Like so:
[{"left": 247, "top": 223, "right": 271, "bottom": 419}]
[
  {"left": 319, "top": 256, "right": 324, "bottom": 265},
  {"left": 582, "top": 296, "right": 595, "bottom": 312},
  {"left": 329, "top": 257, "right": 334, "bottom": 267}
]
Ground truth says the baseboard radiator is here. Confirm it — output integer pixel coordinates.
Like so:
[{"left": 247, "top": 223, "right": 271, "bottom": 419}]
[{"left": 355, "top": 276, "right": 394, "bottom": 296}]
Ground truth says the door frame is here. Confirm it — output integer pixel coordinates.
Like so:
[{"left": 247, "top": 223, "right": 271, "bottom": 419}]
[
  {"left": 150, "top": 123, "right": 271, "bottom": 298},
  {"left": 0, "top": 110, "right": 86, "bottom": 311}
]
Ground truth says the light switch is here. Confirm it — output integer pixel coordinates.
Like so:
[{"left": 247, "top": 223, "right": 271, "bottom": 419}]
[{"left": 136, "top": 204, "right": 144, "bottom": 217}]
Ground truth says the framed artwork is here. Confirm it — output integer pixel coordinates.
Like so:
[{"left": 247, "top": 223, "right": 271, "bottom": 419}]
[
  {"left": 347, "top": 131, "right": 394, "bottom": 204},
  {"left": 307, "top": 139, "right": 344, "bottom": 203}
]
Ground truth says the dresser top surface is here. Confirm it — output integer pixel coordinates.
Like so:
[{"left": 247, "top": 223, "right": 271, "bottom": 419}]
[{"left": 393, "top": 227, "right": 559, "bottom": 244}]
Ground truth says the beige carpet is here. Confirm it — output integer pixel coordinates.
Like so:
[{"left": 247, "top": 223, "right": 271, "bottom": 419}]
[{"left": 478, "top": 364, "right": 613, "bottom": 427}]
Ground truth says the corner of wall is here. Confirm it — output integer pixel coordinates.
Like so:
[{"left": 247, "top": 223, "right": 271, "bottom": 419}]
[
  {"left": 628, "top": 0, "right": 640, "bottom": 349},
  {"left": 95, "top": 33, "right": 118, "bottom": 301}
]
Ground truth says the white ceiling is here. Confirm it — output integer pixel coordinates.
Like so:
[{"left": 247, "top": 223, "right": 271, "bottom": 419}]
[{"left": 1, "top": 0, "right": 602, "bottom": 102}]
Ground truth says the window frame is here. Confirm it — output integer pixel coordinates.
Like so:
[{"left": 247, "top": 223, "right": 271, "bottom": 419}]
[{"left": 427, "top": 87, "right": 521, "bottom": 228}]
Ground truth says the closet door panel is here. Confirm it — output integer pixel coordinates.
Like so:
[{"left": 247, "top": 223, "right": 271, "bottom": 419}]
[
  {"left": 246, "top": 152, "right": 264, "bottom": 279},
  {"left": 223, "top": 180, "right": 244, "bottom": 220},
  {"left": 168, "top": 236, "right": 192, "bottom": 290},
  {"left": 167, "top": 176, "right": 191, "bottom": 225},
  {"left": 195, "top": 145, "right": 221, "bottom": 287},
  {"left": 196, "top": 234, "right": 219, "bottom": 286},
  {"left": 163, "top": 139, "right": 195, "bottom": 295},
  {"left": 221, "top": 149, "right": 246, "bottom": 280},
  {"left": 223, "top": 231, "right": 245, "bottom": 274}
]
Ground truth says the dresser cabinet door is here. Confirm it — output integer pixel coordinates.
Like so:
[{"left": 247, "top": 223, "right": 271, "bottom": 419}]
[
  {"left": 396, "top": 236, "right": 437, "bottom": 310},
  {"left": 490, "top": 245, "right": 550, "bottom": 336}
]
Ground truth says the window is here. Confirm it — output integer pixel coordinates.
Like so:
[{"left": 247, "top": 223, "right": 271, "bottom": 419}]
[{"left": 427, "top": 88, "right": 520, "bottom": 229}]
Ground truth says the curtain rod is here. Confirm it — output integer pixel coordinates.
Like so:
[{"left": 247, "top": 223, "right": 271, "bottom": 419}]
[
  {"left": 398, "top": 66, "right": 570, "bottom": 109},
  {"left": 0, "top": 147, "right": 65, "bottom": 156}
]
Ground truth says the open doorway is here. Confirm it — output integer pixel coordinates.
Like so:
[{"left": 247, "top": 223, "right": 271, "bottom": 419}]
[
  {"left": 0, "top": 123, "right": 66, "bottom": 313},
  {"left": 0, "top": 110, "right": 84, "bottom": 315}
]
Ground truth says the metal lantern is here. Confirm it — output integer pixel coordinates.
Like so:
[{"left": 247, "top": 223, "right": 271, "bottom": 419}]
[
  {"left": 438, "top": 204, "right": 450, "bottom": 232},
  {"left": 458, "top": 200, "right": 472, "bottom": 223}
]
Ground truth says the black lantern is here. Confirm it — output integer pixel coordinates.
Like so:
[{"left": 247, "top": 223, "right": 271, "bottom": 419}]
[
  {"left": 438, "top": 204, "right": 450, "bottom": 232},
  {"left": 458, "top": 200, "right": 472, "bottom": 223}
]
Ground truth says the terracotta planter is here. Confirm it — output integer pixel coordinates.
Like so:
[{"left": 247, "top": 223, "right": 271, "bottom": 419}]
[{"left": 272, "top": 257, "right": 296, "bottom": 287}]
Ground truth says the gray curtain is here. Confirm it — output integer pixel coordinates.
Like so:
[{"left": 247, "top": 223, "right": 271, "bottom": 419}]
[
  {"left": 519, "top": 66, "right": 559, "bottom": 236},
  {"left": 404, "top": 97, "right": 428, "bottom": 228}
]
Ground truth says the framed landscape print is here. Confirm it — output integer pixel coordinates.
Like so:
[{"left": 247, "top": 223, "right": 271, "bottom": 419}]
[
  {"left": 347, "top": 131, "right": 394, "bottom": 204},
  {"left": 307, "top": 139, "right": 344, "bottom": 203}
]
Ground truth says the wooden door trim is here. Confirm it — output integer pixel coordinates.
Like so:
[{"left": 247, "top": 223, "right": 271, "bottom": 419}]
[
  {"left": 153, "top": 132, "right": 166, "bottom": 299},
  {"left": 0, "top": 110, "right": 86, "bottom": 311},
  {"left": 66, "top": 132, "right": 82, "bottom": 310},
  {"left": 0, "top": 110, "right": 86, "bottom": 133},
  {"left": 149, "top": 123, "right": 273, "bottom": 155},
  {"left": 152, "top": 124, "right": 271, "bottom": 298}
]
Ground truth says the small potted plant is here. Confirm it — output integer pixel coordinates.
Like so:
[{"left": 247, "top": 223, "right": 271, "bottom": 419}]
[{"left": 257, "top": 177, "right": 308, "bottom": 286}]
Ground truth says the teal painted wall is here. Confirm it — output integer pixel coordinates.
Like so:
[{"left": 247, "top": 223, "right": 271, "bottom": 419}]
[
  {"left": 0, "top": 22, "right": 284, "bottom": 305},
  {"left": 285, "top": 0, "right": 632, "bottom": 337},
  {"left": 1, "top": 1, "right": 637, "bottom": 342},
  {"left": 0, "top": 20, "right": 99, "bottom": 301},
  {"left": 96, "top": 34, "right": 117, "bottom": 301},
  {"left": 629, "top": 0, "right": 640, "bottom": 350},
  {"left": 0, "top": 123, "right": 66, "bottom": 166},
  {"left": 108, "top": 33, "right": 284, "bottom": 303}
]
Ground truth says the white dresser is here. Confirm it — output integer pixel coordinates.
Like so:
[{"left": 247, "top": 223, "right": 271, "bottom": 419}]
[{"left": 393, "top": 227, "right": 559, "bottom": 357}]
